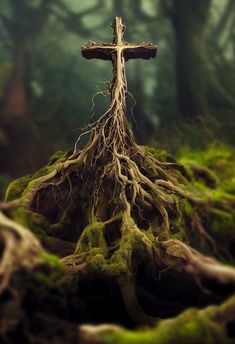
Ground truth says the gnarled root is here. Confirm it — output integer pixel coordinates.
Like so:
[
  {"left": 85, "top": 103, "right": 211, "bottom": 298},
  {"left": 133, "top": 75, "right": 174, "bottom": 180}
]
[
  {"left": 18, "top": 143, "right": 235, "bottom": 324},
  {"left": 158, "top": 238, "right": 235, "bottom": 286},
  {"left": 118, "top": 276, "right": 156, "bottom": 325}
]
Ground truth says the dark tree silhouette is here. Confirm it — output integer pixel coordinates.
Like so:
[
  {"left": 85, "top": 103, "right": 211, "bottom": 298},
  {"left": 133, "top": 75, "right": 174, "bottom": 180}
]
[{"left": 168, "top": 0, "right": 235, "bottom": 120}]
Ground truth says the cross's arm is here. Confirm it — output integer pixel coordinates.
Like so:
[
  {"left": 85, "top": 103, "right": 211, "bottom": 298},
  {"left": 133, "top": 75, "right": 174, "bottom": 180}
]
[
  {"left": 122, "top": 43, "right": 157, "bottom": 61},
  {"left": 81, "top": 44, "right": 116, "bottom": 60},
  {"left": 81, "top": 43, "right": 157, "bottom": 61},
  {"left": 81, "top": 16, "right": 156, "bottom": 61}
]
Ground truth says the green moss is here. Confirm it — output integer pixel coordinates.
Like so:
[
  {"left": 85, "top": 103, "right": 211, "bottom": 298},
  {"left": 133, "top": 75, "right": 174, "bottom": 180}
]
[
  {"left": 75, "top": 212, "right": 149, "bottom": 280},
  {"left": 33, "top": 252, "right": 64, "bottom": 289},
  {"left": 171, "top": 218, "right": 186, "bottom": 241},
  {"left": 11, "top": 207, "right": 49, "bottom": 238},
  {"left": 33, "top": 150, "right": 66, "bottom": 179},
  {"left": 145, "top": 146, "right": 190, "bottom": 180},
  {"left": 222, "top": 177, "right": 235, "bottom": 194},
  {"left": 102, "top": 306, "right": 228, "bottom": 344},
  {"left": 39, "top": 251, "right": 62, "bottom": 269},
  {"left": 178, "top": 143, "right": 235, "bottom": 190},
  {"left": 31, "top": 161, "right": 62, "bottom": 179},
  {"left": 5, "top": 174, "right": 32, "bottom": 201},
  {"left": 176, "top": 198, "right": 193, "bottom": 216},
  {"left": 48, "top": 150, "right": 66, "bottom": 165},
  {"left": 178, "top": 143, "right": 232, "bottom": 165},
  {"left": 145, "top": 146, "right": 176, "bottom": 163},
  {"left": 76, "top": 221, "right": 107, "bottom": 254},
  {"left": 209, "top": 208, "right": 235, "bottom": 251},
  {"left": 191, "top": 163, "right": 218, "bottom": 187},
  {"left": 5, "top": 151, "right": 66, "bottom": 203}
]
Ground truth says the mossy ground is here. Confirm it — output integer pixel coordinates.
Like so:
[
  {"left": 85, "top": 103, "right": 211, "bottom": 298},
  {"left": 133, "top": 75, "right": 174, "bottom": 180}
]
[{"left": 2, "top": 143, "right": 235, "bottom": 343}]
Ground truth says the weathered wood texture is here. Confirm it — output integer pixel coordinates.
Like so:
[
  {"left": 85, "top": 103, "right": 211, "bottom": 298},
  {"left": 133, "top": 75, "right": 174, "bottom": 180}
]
[{"left": 81, "top": 17, "right": 157, "bottom": 61}]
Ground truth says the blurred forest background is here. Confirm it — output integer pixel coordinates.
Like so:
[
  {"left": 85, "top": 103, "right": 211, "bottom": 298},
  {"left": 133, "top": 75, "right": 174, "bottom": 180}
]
[{"left": 0, "top": 0, "right": 235, "bottom": 198}]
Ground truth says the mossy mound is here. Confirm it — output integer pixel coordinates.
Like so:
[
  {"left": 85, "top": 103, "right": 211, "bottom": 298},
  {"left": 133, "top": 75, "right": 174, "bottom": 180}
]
[
  {"left": 4, "top": 143, "right": 235, "bottom": 334},
  {"left": 178, "top": 143, "right": 235, "bottom": 194},
  {"left": 177, "top": 143, "right": 235, "bottom": 259}
]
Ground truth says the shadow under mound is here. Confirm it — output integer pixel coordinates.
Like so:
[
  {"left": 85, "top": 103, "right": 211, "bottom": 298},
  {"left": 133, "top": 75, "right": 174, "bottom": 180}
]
[
  {"left": 77, "top": 276, "right": 136, "bottom": 328},
  {"left": 75, "top": 264, "right": 234, "bottom": 327},
  {"left": 136, "top": 263, "right": 227, "bottom": 319}
]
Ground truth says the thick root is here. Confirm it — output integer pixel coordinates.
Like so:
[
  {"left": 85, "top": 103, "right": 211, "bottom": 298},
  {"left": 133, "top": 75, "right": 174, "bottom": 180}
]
[{"left": 158, "top": 238, "right": 235, "bottom": 286}]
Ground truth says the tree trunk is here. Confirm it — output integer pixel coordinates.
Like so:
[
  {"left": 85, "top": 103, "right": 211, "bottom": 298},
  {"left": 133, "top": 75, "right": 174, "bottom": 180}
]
[
  {"left": 4, "top": 41, "right": 32, "bottom": 119},
  {"left": 171, "top": 0, "right": 212, "bottom": 120}
]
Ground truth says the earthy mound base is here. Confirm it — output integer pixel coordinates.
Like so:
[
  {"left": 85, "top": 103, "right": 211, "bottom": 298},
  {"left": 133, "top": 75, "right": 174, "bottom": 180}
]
[{"left": 1, "top": 132, "right": 235, "bottom": 343}]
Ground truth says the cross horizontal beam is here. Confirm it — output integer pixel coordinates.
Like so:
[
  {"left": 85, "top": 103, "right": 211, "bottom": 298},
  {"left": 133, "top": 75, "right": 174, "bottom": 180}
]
[
  {"left": 81, "top": 43, "right": 157, "bottom": 61},
  {"left": 81, "top": 17, "right": 156, "bottom": 62}
]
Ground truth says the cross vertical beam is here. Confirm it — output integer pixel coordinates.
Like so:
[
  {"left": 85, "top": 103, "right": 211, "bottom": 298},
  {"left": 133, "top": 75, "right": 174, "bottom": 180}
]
[{"left": 81, "top": 17, "right": 157, "bottom": 116}]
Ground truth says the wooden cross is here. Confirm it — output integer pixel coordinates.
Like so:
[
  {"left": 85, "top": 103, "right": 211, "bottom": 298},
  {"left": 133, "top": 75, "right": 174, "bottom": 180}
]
[{"left": 81, "top": 17, "right": 157, "bottom": 103}]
